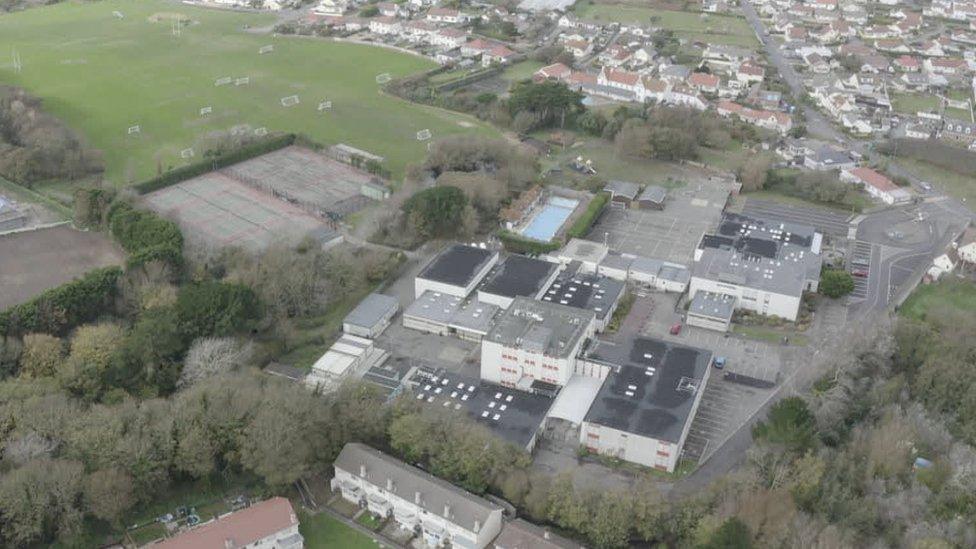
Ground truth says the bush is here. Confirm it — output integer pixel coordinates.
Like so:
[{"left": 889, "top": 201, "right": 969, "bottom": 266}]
[
  {"left": 497, "top": 230, "right": 561, "bottom": 255},
  {"left": 174, "top": 281, "right": 261, "bottom": 342},
  {"left": 402, "top": 186, "right": 468, "bottom": 239},
  {"left": 107, "top": 202, "right": 184, "bottom": 269},
  {"left": 752, "top": 396, "right": 816, "bottom": 452},
  {"left": 131, "top": 133, "right": 296, "bottom": 194},
  {"left": 0, "top": 267, "right": 122, "bottom": 336},
  {"left": 820, "top": 269, "right": 855, "bottom": 298},
  {"left": 566, "top": 192, "right": 609, "bottom": 240}
]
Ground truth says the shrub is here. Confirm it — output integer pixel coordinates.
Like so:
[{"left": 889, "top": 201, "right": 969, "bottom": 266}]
[
  {"left": 566, "top": 192, "right": 609, "bottom": 240},
  {"left": 497, "top": 230, "right": 561, "bottom": 255},
  {"left": 402, "top": 186, "right": 468, "bottom": 239},
  {"left": 0, "top": 267, "right": 123, "bottom": 336},
  {"left": 107, "top": 202, "right": 184, "bottom": 269},
  {"left": 820, "top": 269, "right": 855, "bottom": 298},
  {"left": 175, "top": 281, "right": 261, "bottom": 341}
]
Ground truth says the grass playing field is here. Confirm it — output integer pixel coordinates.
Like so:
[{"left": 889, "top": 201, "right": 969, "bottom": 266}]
[
  {"left": 0, "top": 0, "right": 498, "bottom": 185},
  {"left": 572, "top": 1, "right": 758, "bottom": 47}
]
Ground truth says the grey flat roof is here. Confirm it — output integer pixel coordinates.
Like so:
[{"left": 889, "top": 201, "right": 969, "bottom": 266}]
[
  {"left": 694, "top": 213, "right": 821, "bottom": 296},
  {"left": 418, "top": 244, "right": 497, "bottom": 288},
  {"left": 404, "top": 292, "right": 500, "bottom": 334},
  {"left": 559, "top": 238, "right": 609, "bottom": 265},
  {"left": 362, "top": 359, "right": 413, "bottom": 398},
  {"left": 688, "top": 291, "right": 735, "bottom": 321},
  {"left": 479, "top": 255, "right": 559, "bottom": 301},
  {"left": 628, "top": 256, "right": 661, "bottom": 275},
  {"left": 335, "top": 443, "right": 502, "bottom": 532},
  {"left": 600, "top": 252, "right": 635, "bottom": 272},
  {"left": 344, "top": 293, "right": 399, "bottom": 330},
  {"left": 449, "top": 299, "right": 501, "bottom": 335},
  {"left": 485, "top": 297, "right": 594, "bottom": 359},
  {"left": 582, "top": 337, "right": 712, "bottom": 443},
  {"left": 541, "top": 269, "right": 625, "bottom": 321},
  {"left": 658, "top": 264, "right": 691, "bottom": 284},
  {"left": 408, "top": 367, "right": 555, "bottom": 449}
]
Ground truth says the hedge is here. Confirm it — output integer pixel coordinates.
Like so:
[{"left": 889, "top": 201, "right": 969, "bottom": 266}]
[
  {"left": 565, "top": 192, "right": 609, "bottom": 240},
  {"left": 497, "top": 230, "right": 561, "bottom": 255},
  {"left": 0, "top": 266, "right": 123, "bottom": 336},
  {"left": 107, "top": 201, "right": 184, "bottom": 269},
  {"left": 132, "top": 133, "right": 297, "bottom": 194}
]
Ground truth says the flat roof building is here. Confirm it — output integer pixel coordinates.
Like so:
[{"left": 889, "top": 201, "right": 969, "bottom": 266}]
[
  {"left": 540, "top": 265, "right": 625, "bottom": 332},
  {"left": 550, "top": 238, "right": 609, "bottom": 274},
  {"left": 481, "top": 297, "right": 596, "bottom": 390},
  {"left": 408, "top": 367, "right": 556, "bottom": 451},
  {"left": 686, "top": 291, "right": 735, "bottom": 332},
  {"left": 690, "top": 213, "right": 822, "bottom": 322},
  {"left": 477, "top": 255, "right": 561, "bottom": 309},
  {"left": 332, "top": 443, "right": 504, "bottom": 549},
  {"left": 579, "top": 337, "right": 713, "bottom": 472},
  {"left": 416, "top": 244, "right": 499, "bottom": 299},
  {"left": 343, "top": 293, "right": 399, "bottom": 338},
  {"left": 403, "top": 291, "right": 501, "bottom": 342},
  {"left": 305, "top": 334, "right": 389, "bottom": 392}
]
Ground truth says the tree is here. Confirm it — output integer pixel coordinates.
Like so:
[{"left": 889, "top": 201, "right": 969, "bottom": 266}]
[
  {"left": 701, "top": 517, "right": 753, "bottom": 549},
  {"left": 178, "top": 337, "right": 253, "bottom": 389},
  {"left": 752, "top": 397, "right": 817, "bottom": 453},
  {"left": 402, "top": 186, "right": 468, "bottom": 239},
  {"left": 58, "top": 322, "right": 125, "bottom": 400},
  {"left": 175, "top": 281, "right": 260, "bottom": 342},
  {"left": 819, "top": 269, "right": 854, "bottom": 298},
  {"left": 507, "top": 81, "right": 584, "bottom": 129},
  {"left": 587, "top": 491, "right": 633, "bottom": 548},
  {"left": 83, "top": 468, "right": 135, "bottom": 527},
  {"left": 738, "top": 154, "right": 774, "bottom": 192},
  {"left": 19, "top": 333, "right": 63, "bottom": 378},
  {"left": 0, "top": 459, "right": 86, "bottom": 546}
]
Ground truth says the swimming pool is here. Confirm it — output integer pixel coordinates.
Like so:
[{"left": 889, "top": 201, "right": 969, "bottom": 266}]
[{"left": 519, "top": 196, "right": 580, "bottom": 242}]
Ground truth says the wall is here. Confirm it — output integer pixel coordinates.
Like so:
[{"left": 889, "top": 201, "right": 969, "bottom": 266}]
[
  {"left": 580, "top": 422, "right": 679, "bottom": 472},
  {"left": 688, "top": 277, "right": 800, "bottom": 321}
]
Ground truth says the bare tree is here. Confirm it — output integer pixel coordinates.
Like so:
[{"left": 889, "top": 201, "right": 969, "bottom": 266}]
[{"left": 178, "top": 337, "right": 254, "bottom": 389}]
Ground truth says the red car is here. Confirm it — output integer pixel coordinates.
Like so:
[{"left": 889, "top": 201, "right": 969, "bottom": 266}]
[
  {"left": 852, "top": 268, "right": 869, "bottom": 278},
  {"left": 670, "top": 322, "right": 682, "bottom": 335}
]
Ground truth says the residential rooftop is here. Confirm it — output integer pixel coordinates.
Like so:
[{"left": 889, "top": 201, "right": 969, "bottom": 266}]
[
  {"left": 582, "top": 336, "right": 712, "bottom": 443},
  {"left": 148, "top": 497, "right": 300, "bottom": 549}
]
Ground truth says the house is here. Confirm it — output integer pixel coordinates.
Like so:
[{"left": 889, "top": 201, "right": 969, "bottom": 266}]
[
  {"left": 533, "top": 63, "right": 572, "bottom": 82},
  {"left": 415, "top": 244, "right": 499, "bottom": 299},
  {"left": 377, "top": 1, "right": 401, "bottom": 17},
  {"left": 494, "top": 519, "right": 582, "bottom": 549},
  {"left": 433, "top": 28, "right": 467, "bottom": 49},
  {"left": 598, "top": 67, "right": 642, "bottom": 93},
  {"left": 687, "top": 72, "right": 720, "bottom": 94},
  {"left": 703, "top": 44, "right": 753, "bottom": 68},
  {"left": 894, "top": 55, "right": 921, "bottom": 72},
  {"left": 332, "top": 443, "right": 504, "bottom": 549},
  {"left": 927, "top": 248, "right": 958, "bottom": 281},
  {"left": 715, "top": 101, "right": 792, "bottom": 134},
  {"left": 925, "top": 57, "right": 967, "bottom": 75},
  {"left": 954, "top": 227, "right": 976, "bottom": 264},
  {"left": 940, "top": 118, "right": 976, "bottom": 146},
  {"left": 688, "top": 213, "right": 823, "bottom": 321},
  {"left": 370, "top": 16, "right": 401, "bottom": 35},
  {"left": 312, "top": 0, "right": 347, "bottom": 16},
  {"left": 146, "top": 498, "right": 302, "bottom": 548},
  {"left": 735, "top": 62, "right": 765, "bottom": 84},
  {"left": 426, "top": 7, "right": 463, "bottom": 23},
  {"left": 481, "top": 297, "right": 597, "bottom": 388},
  {"left": 482, "top": 44, "right": 517, "bottom": 67},
  {"left": 343, "top": 293, "right": 400, "bottom": 339},
  {"left": 840, "top": 167, "right": 912, "bottom": 205},
  {"left": 578, "top": 336, "right": 713, "bottom": 472},
  {"left": 603, "top": 180, "right": 641, "bottom": 207},
  {"left": 803, "top": 145, "right": 856, "bottom": 171},
  {"left": 562, "top": 39, "right": 592, "bottom": 58}
]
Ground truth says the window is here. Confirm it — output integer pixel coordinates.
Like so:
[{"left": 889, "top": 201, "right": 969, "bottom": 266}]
[
  {"left": 587, "top": 432, "right": 600, "bottom": 439},
  {"left": 657, "top": 449, "right": 670, "bottom": 457}
]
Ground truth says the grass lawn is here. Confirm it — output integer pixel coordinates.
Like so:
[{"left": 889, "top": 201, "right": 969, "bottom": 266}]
[
  {"left": 0, "top": 0, "right": 497, "bottom": 185},
  {"left": 0, "top": 176, "right": 71, "bottom": 219},
  {"left": 356, "top": 512, "right": 384, "bottom": 531},
  {"left": 300, "top": 511, "right": 377, "bottom": 549},
  {"left": 501, "top": 60, "right": 545, "bottom": 83},
  {"left": 897, "top": 157, "right": 976, "bottom": 206},
  {"left": 944, "top": 107, "right": 972, "bottom": 121},
  {"left": 733, "top": 324, "right": 809, "bottom": 346},
  {"left": 573, "top": 1, "right": 758, "bottom": 47},
  {"left": 899, "top": 279, "right": 976, "bottom": 320},
  {"left": 741, "top": 188, "right": 867, "bottom": 214},
  {"left": 539, "top": 133, "right": 686, "bottom": 186},
  {"left": 891, "top": 93, "right": 941, "bottom": 115}
]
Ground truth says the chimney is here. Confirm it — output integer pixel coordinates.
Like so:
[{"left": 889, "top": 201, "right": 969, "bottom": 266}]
[
  {"left": 444, "top": 503, "right": 451, "bottom": 518},
  {"left": 415, "top": 491, "right": 422, "bottom": 505},
  {"left": 474, "top": 520, "right": 481, "bottom": 533},
  {"left": 359, "top": 463, "right": 366, "bottom": 477},
  {"left": 386, "top": 478, "right": 393, "bottom": 491}
]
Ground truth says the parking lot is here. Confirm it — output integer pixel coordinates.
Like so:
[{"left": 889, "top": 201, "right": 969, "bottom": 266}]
[
  {"left": 849, "top": 240, "right": 874, "bottom": 300},
  {"left": 589, "top": 180, "right": 732, "bottom": 264},
  {"left": 741, "top": 198, "right": 852, "bottom": 238}
]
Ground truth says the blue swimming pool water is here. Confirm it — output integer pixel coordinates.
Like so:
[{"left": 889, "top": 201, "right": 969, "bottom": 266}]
[{"left": 520, "top": 197, "right": 579, "bottom": 242}]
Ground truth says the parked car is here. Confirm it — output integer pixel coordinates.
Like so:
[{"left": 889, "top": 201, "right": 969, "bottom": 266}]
[
  {"left": 713, "top": 356, "right": 727, "bottom": 369},
  {"left": 919, "top": 181, "right": 932, "bottom": 192},
  {"left": 852, "top": 268, "right": 869, "bottom": 277},
  {"left": 669, "top": 322, "right": 682, "bottom": 335}
]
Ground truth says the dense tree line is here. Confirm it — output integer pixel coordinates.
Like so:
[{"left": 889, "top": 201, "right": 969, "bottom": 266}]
[{"left": 0, "top": 85, "right": 103, "bottom": 185}]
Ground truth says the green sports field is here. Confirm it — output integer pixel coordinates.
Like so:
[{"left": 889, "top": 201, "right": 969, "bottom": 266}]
[
  {"left": 573, "top": 2, "right": 758, "bottom": 47},
  {"left": 0, "top": 0, "right": 497, "bottom": 185}
]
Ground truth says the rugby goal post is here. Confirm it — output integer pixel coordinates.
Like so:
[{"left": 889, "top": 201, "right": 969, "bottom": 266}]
[
  {"left": 112, "top": 10, "right": 124, "bottom": 18},
  {"left": 375, "top": 73, "right": 391, "bottom": 84},
  {"left": 254, "top": 127, "right": 268, "bottom": 137},
  {"left": 234, "top": 76, "right": 250, "bottom": 86},
  {"left": 317, "top": 100, "right": 332, "bottom": 111},
  {"left": 127, "top": 125, "right": 141, "bottom": 135},
  {"left": 280, "top": 95, "right": 300, "bottom": 107},
  {"left": 180, "top": 148, "right": 194, "bottom": 159},
  {"left": 199, "top": 106, "right": 212, "bottom": 116},
  {"left": 259, "top": 44, "right": 274, "bottom": 54},
  {"left": 214, "top": 76, "right": 232, "bottom": 86},
  {"left": 416, "top": 129, "right": 432, "bottom": 141}
]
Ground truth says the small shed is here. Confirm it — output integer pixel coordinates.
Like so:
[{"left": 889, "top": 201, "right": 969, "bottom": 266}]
[
  {"left": 343, "top": 293, "right": 400, "bottom": 338},
  {"left": 603, "top": 180, "right": 641, "bottom": 208},
  {"left": 637, "top": 185, "right": 667, "bottom": 210}
]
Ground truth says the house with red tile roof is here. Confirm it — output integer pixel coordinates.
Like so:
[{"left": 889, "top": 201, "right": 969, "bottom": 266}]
[
  {"left": 146, "top": 498, "right": 302, "bottom": 549},
  {"left": 840, "top": 167, "right": 912, "bottom": 205},
  {"left": 687, "top": 72, "right": 720, "bottom": 93}
]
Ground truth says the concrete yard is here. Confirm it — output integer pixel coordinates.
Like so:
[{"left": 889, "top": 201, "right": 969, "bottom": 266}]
[
  {"left": 587, "top": 179, "right": 733, "bottom": 264},
  {"left": 0, "top": 225, "right": 124, "bottom": 310}
]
